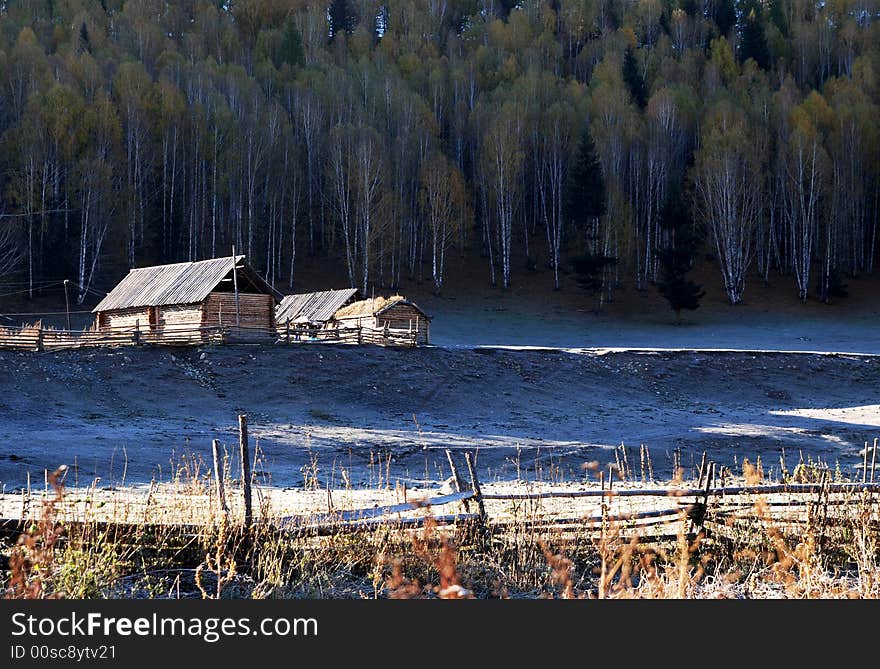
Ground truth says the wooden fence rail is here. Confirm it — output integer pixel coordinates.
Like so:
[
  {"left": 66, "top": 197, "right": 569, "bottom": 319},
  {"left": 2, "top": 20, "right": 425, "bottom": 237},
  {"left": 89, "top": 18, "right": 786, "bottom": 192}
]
[
  {"left": 479, "top": 482, "right": 880, "bottom": 501},
  {"left": 0, "top": 322, "right": 421, "bottom": 351}
]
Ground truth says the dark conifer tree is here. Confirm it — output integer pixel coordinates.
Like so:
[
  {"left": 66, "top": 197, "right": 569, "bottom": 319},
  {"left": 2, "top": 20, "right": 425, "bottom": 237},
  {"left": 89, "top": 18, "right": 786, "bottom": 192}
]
[
  {"left": 738, "top": 0, "right": 770, "bottom": 69},
  {"left": 79, "top": 22, "right": 90, "bottom": 52},
  {"left": 278, "top": 20, "right": 305, "bottom": 68},
  {"left": 329, "top": 0, "right": 357, "bottom": 38},
  {"left": 713, "top": 0, "right": 737, "bottom": 36},
  {"left": 564, "top": 126, "right": 606, "bottom": 228},
  {"left": 656, "top": 187, "right": 705, "bottom": 323},
  {"left": 565, "top": 126, "right": 614, "bottom": 304},
  {"left": 623, "top": 47, "right": 648, "bottom": 108},
  {"left": 769, "top": 0, "right": 788, "bottom": 36}
]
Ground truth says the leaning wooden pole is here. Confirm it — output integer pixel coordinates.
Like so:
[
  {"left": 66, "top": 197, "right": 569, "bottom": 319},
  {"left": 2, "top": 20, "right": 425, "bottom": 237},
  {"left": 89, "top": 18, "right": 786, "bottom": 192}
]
[
  {"left": 212, "top": 439, "right": 229, "bottom": 523},
  {"left": 464, "top": 451, "right": 486, "bottom": 521},
  {"left": 239, "top": 414, "right": 252, "bottom": 528},
  {"left": 445, "top": 449, "right": 469, "bottom": 513}
]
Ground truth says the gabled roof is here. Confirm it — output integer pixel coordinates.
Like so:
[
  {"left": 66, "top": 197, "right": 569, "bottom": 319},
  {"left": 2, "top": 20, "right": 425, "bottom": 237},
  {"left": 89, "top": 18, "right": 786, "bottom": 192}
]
[
  {"left": 93, "top": 256, "right": 282, "bottom": 312},
  {"left": 333, "top": 295, "right": 431, "bottom": 321},
  {"left": 275, "top": 288, "right": 359, "bottom": 324}
]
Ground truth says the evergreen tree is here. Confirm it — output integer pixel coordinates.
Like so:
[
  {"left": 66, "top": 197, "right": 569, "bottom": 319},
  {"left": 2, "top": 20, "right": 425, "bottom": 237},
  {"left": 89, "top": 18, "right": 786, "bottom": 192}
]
[
  {"left": 769, "top": 0, "right": 788, "bottom": 36},
  {"left": 564, "top": 126, "right": 606, "bottom": 227},
  {"left": 565, "top": 126, "right": 613, "bottom": 305},
  {"left": 738, "top": 0, "right": 770, "bottom": 69},
  {"left": 623, "top": 47, "right": 648, "bottom": 109},
  {"left": 681, "top": 0, "right": 699, "bottom": 17},
  {"left": 713, "top": 0, "right": 737, "bottom": 36},
  {"left": 656, "top": 187, "right": 705, "bottom": 323},
  {"left": 329, "top": 0, "right": 357, "bottom": 38},
  {"left": 79, "top": 22, "right": 90, "bottom": 52},
  {"left": 278, "top": 20, "right": 305, "bottom": 68}
]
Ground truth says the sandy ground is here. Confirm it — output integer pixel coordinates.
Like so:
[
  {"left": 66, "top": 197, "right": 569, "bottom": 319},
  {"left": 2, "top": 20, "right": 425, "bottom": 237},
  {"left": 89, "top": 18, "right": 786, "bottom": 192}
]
[{"left": 0, "top": 344, "right": 877, "bottom": 494}]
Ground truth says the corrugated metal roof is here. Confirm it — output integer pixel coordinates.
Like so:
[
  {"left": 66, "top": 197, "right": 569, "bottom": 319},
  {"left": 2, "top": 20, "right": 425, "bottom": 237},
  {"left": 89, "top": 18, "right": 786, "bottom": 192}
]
[
  {"left": 93, "top": 256, "right": 281, "bottom": 312},
  {"left": 275, "top": 288, "right": 359, "bottom": 324}
]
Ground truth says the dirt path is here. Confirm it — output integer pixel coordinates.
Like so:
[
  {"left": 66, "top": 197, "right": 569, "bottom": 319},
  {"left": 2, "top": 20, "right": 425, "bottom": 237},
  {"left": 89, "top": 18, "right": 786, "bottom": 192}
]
[{"left": 1, "top": 345, "right": 877, "bottom": 491}]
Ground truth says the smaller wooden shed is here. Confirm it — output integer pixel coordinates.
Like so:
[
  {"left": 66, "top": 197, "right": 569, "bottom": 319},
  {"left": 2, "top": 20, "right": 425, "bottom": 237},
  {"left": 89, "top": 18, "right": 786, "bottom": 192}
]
[
  {"left": 275, "top": 288, "right": 360, "bottom": 327},
  {"left": 93, "top": 256, "right": 282, "bottom": 342},
  {"left": 332, "top": 295, "right": 431, "bottom": 345}
]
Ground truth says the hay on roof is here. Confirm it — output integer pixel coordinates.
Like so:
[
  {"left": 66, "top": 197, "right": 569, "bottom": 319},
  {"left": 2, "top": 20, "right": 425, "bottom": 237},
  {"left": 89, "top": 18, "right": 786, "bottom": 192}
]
[{"left": 333, "top": 295, "right": 406, "bottom": 320}]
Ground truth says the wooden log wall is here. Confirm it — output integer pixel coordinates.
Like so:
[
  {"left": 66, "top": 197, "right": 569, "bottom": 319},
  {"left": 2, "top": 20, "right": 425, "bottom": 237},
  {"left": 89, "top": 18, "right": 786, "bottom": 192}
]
[
  {"left": 99, "top": 307, "right": 152, "bottom": 331},
  {"left": 157, "top": 303, "right": 203, "bottom": 330},
  {"left": 203, "top": 292, "right": 275, "bottom": 330},
  {"left": 379, "top": 305, "right": 429, "bottom": 345}
]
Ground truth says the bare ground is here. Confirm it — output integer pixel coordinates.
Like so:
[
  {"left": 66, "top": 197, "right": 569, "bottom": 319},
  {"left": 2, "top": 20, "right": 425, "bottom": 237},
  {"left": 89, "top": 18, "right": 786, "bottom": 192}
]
[{"left": 0, "top": 344, "right": 877, "bottom": 492}]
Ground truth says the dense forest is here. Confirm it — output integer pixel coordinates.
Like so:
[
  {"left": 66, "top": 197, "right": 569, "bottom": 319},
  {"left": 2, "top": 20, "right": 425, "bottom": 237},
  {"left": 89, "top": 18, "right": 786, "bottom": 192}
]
[{"left": 0, "top": 0, "right": 877, "bottom": 309}]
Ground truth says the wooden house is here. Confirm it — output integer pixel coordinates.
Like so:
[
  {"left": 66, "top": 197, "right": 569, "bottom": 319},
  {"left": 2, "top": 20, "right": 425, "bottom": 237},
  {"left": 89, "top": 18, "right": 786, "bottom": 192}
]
[
  {"left": 332, "top": 295, "right": 431, "bottom": 345},
  {"left": 93, "top": 256, "right": 282, "bottom": 342},
  {"left": 275, "top": 288, "right": 360, "bottom": 328}
]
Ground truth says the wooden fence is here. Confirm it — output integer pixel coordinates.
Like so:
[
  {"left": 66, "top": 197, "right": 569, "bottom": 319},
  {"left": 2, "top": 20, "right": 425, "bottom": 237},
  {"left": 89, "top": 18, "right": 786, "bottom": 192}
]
[{"left": 0, "top": 322, "right": 420, "bottom": 352}]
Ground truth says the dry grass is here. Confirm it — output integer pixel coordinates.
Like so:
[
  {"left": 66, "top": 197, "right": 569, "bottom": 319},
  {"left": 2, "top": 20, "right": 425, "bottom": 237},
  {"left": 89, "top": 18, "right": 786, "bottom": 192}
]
[
  {"left": 1, "top": 452, "right": 878, "bottom": 600},
  {"left": 333, "top": 295, "right": 406, "bottom": 319}
]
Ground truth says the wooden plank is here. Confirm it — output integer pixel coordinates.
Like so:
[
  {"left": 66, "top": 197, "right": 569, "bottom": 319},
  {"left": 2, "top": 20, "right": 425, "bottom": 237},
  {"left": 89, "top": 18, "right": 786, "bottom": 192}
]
[
  {"left": 480, "top": 482, "right": 880, "bottom": 500},
  {"left": 287, "top": 513, "right": 480, "bottom": 535},
  {"left": 277, "top": 490, "right": 474, "bottom": 528}
]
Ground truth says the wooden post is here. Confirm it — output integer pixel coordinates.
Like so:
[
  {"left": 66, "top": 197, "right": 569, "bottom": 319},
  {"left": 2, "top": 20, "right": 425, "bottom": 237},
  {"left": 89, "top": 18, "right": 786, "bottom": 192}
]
[
  {"left": 231, "top": 247, "right": 241, "bottom": 328},
  {"left": 464, "top": 451, "right": 486, "bottom": 521},
  {"left": 445, "top": 449, "right": 470, "bottom": 513},
  {"left": 212, "top": 439, "right": 229, "bottom": 522},
  {"left": 134, "top": 321, "right": 140, "bottom": 346},
  {"left": 286, "top": 319, "right": 291, "bottom": 344},
  {"left": 863, "top": 441, "right": 869, "bottom": 484},
  {"left": 357, "top": 324, "right": 362, "bottom": 345},
  {"left": 239, "top": 413, "right": 252, "bottom": 528},
  {"left": 63, "top": 279, "right": 71, "bottom": 331},
  {"left": 36, "top": 325, "right": 43, "bottom": 352},
  {"left": 871, "top": 438, "right": 878, "bottom": 484},
  {"left": 697, "top": 451, "right": 708, "bottom": 487}
]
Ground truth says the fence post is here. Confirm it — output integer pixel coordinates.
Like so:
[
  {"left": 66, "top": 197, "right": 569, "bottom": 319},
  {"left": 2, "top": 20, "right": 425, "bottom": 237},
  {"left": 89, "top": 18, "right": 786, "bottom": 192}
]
[
  {"left": 239, "top": 414, "right": 253, "bottom": 529},
  {"left": 445, "top": 449, "right": 470, "bottom": 513},
  {"left": 286, "top": 320, "right": 291, "bottom": 344},
  {"left": 464, "top": 451, "right": 486, "bottom": 521},
  {"left": 357, "top": 325, "right": 362, "bottom": 345},
  {"left": 36, "top": 325, "right": 43, "bottom": 352},
  {"left": 134, "top": 322, "right": 141, "bottom": 346},
  {"left": 212, "top": 439, "right": 229, "bottom": 524}
]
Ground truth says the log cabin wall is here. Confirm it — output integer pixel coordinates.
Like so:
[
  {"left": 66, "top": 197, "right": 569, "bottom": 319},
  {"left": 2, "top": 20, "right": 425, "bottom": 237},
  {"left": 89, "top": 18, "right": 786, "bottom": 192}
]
[
  {"left": 203, "top": 292, "right": 275, "bottom": 330},
  {"left": 98, "top": 307, "right": 152, "bottom": 331},
  {"left": 157, "top": 303, "right": 204, "bottom": 330},
  {"left": 377, "top": 304, "right": 430, "bottom": 345}
]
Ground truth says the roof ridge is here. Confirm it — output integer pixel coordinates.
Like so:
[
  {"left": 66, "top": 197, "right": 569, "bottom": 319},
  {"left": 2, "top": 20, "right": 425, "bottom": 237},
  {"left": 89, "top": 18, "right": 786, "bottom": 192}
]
[{"left": 128, "top": 255, "right": 242, "bottom": 272}]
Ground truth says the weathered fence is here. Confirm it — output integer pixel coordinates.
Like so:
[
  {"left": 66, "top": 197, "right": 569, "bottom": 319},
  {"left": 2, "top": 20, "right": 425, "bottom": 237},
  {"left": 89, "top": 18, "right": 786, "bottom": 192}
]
[{"left": 0, "top": 321, "right": 420, "bottom": 351}]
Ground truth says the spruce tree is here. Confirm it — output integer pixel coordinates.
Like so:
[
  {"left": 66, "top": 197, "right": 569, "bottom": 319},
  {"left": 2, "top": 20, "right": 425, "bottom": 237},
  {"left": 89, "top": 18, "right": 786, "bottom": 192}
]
[
  {"left": 564, "top": 126, "right": 606, "bottom": 228},
  {"left": 564, "top": 126, "right": 614, "bottom": 304},
  {"left": 714, "top": 0, "right": 737, "bottom": 36},
  {"left": 623, "top": 47, "right": 648, "bottom": 109},
  {"left": 329, "top": 0, "right": 357, "bottom": 38},
  {"left": 738, "top": 0, "right": 770, "bottom": 69},
  {"left": 278, "top": 20, "right": 305, "bottom": 68},
  {"left": 769, "top": 0, "right": 788, "bottom": 36},
  {"left": 79, "top": 22, "right": 90, "bottom": 52},
  {"left": 656, "top": 187, "right": 705, "bottom": 323}
]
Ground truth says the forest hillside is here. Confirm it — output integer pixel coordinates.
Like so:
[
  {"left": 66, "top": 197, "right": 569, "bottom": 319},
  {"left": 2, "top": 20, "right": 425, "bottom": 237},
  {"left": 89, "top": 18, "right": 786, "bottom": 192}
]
[{"left": 0, "top": 0, "right": 877, "bottom": 312}]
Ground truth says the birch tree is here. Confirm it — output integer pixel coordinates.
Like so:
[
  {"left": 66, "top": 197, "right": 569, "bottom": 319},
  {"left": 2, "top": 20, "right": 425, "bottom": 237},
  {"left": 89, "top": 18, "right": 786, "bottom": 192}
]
[{"left": 693, "top": 102, "right": 764, "bottom": 304}]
